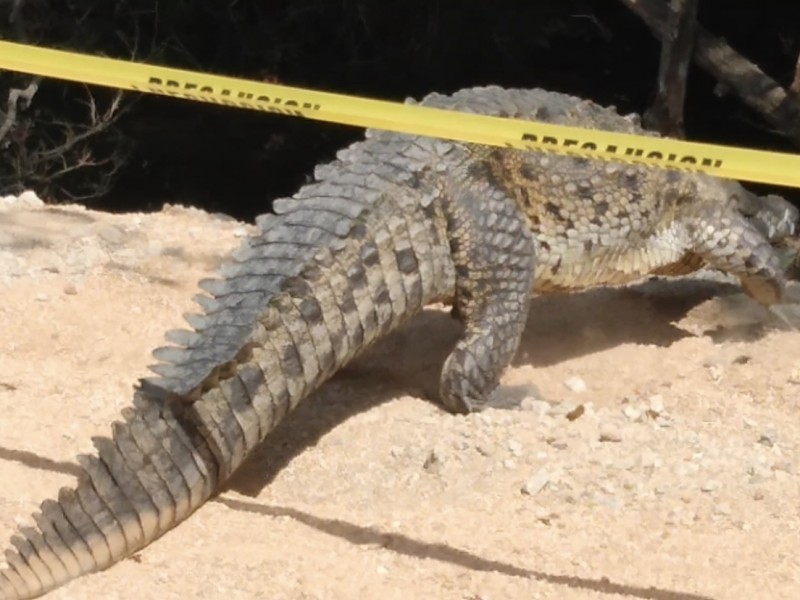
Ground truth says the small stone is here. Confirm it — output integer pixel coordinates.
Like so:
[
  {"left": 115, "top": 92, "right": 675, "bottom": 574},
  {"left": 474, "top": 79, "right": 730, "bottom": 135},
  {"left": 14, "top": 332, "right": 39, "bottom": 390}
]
[
  {"left": 477, "top": 412, "right": 495, "bottom": 426},
  {"left": 548, "top": 466, "right": 566, "bottom": 486},
  {"left": 648, "top": 394, "right": 665, "bottom": 416},
  {"left": 748, "top": 464, "right": 773, "bottom": 484},
  {"left": 521, "top": 468, "right": 550, "bottom": 495},
  {"left": 502, "top": 458, "right": 517, "bottom": 470},
  {"left": 565, "top": 404, "right": 585, "bottom": 422},
  {"left": 18, "top": 189, "right": 44, "bottom": 208},
  {"left": 600, "top": 481, "right": 616, "bottom": 494},
  {"left": 623, "top": 405, "right": 643, "bottom": 422},
  {"left": 147, "top": 240, "right": 164, "bottom": 256},
  {"left": 422, "top": 449, "right": 444, "bottom": 473},
  {"left": 598, "top": 426, "right": 622, "bottom": 443},
  {"left": 655, "top": 416, "right": 673, "bottom": 428},
  {"left": 701, "top": 479, "right": 721, "bottom": 493},
  {"left": 520, "top": 398, "right": 551, "bottom": 416},
  {"left": 545, "top": 437, "right": 568, "bottom": 450},
  {"left": 97, "top": 224, "right": 125, "bottom": 245},
  {"left": 535, "top": 509, "right": 559, "bottom": 525},
  {"left": 705, "top": 363, "right": 724, "bottom": 382},
  {"left": 451, "top": 438, "right": 470, "bottom": 452},
  {"left": 35, "top": 292, "right": 49, "bottom": 302},
  {"left": 475, "top": 444, "right": 493, "bottom": 457},
  {"left": 39, "top": 253, "right": 64, "bottom": 274},
  {"left": 666, "top": 506, "right": 696, "bottom": 526},
  {"left": 713, "top": 502, "right": 732, "bottom": 516},
  {"left": 757, "top": 429, "right": 778, "bottom": 447},
  {"left": 507, "top": 439, "right": 523, "bottom": 457},
  {"left": 564, "top": 375, "right": 587, "bottom": 393},
  {"left": 0, "top": 251, "right": 24, "bottom": 278},
  {"left": 63, "top": 283, "right": 78, "bottom": 295},
  {"left": 639, "top": 448, "right": 661, "bottom": 470},
  {"left": 551, "top": 400, "right": 580, "bottom": 417},
  {"left": 596, "top": 495, "right": 624, "bottom": 512}
]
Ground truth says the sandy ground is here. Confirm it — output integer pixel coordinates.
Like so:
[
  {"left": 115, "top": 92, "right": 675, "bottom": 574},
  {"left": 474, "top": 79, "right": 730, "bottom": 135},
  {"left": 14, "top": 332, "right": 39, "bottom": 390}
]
[{"left": 1, "top": 198, "right": 799, "bottom": 600}]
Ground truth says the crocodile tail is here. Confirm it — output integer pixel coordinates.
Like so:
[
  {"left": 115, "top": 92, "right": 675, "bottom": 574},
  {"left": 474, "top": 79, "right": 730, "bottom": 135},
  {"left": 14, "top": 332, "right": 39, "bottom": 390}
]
[
  {"left": 0, "top": 393, "right": 220, "bottom": 599},
  {"left": 0, "top": 143, "right": 453, "bottom": 599}
]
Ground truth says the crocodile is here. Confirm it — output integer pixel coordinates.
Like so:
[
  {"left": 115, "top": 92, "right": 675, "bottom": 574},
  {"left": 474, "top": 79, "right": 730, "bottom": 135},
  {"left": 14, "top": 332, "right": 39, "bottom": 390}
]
[{"left": 1, "top": 86, "right": 797, "bottom": 599}]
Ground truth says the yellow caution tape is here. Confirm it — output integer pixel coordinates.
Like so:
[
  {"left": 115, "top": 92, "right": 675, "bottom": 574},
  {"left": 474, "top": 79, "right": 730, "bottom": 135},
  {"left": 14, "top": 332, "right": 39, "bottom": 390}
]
[{"left": 1, "top": 40, "right": 799, "bottom": 188}]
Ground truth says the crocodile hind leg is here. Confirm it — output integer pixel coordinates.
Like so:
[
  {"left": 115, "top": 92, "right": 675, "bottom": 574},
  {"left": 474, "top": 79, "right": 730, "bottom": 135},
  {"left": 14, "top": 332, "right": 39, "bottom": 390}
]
[{"left": 438, "top": 176, "right": 536, "bottom": 414}]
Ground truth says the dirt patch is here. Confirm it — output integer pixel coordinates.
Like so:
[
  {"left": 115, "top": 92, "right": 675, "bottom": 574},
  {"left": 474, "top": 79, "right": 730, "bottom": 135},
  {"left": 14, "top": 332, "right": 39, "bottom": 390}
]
[{"left": 1, "top": 201, "right": 799, "bottom": 599}]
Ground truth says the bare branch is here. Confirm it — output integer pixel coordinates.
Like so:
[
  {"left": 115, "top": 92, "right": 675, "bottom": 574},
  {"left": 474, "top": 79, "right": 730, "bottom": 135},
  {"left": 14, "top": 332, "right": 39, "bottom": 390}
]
[
  {"left": 0, "top": 79, "right": 40, "bottom": 145},
  {"left": 791, "top": 51, "right": 800, "bottom": 95},
  {"left": 36, "top": 89, "right": 127, "bottom": 161},
  {"left": 9, "top": 0, "right": 28, "bottom": 40},
  {"left": 643, "top": 0, "right": 699, "bottom": 137},
  {"left": 618, "top": 0, "right": 800, "bottom": 147},
  {"left": 0, "top": 81, "right": 131, "bottom": 202}
]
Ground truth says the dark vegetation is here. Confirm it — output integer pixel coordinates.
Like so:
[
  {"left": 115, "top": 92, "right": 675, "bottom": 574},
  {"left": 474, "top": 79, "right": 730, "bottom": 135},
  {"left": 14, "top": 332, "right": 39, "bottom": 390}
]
[{"left": 1, "top": 0, "right": 798, "bottom": 220}]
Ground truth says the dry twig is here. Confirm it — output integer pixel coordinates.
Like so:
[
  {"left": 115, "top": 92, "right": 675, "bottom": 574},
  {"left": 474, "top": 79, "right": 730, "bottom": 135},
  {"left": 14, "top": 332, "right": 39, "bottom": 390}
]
[
  {"left": 643, "top": 0, "right": 699, "bottom": 137},
  {"left": 1, "top": 85, "right": 131, "bottom": 201},
  {"left": 618, "top": 0, "right": 800, "bottom": 147},
  {"left": 0, "top": 79, "right": 40, "bottom": 146},
  {"left": 791, "top": 51, "right": 800, "bottom": 95}
]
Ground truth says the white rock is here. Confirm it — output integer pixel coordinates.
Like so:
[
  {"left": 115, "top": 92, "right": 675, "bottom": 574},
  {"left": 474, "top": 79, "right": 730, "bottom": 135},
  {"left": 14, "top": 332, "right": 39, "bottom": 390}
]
[
  {"left": 639, "top": 448, "right": 661, "bottom": 470},
  {"left": 520, "top": 398, "right": 551, "bottom": 416},
  {"left": 623, "top": 405, "right": 643, "bottom": 422},
  {"left": 757, "top": 429, "right": 778, "bottom": 447},
  {"left": 713, "top": 502, "right": 732, "bottom": 516},
  {"left": 648, "top": 394, "right": 665, "bottom": 414},
  {"left": 18, "top": 189, "right": 44, "bottom": 208},
  {"left": 507, "top": 439, "right": 523, "bottom": 457},
  {"left": 564, "top": 375, "right": 587, "bottom": 393},
  {"left": 521, "top": 468, "right": 550, "bottom": 495}
]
